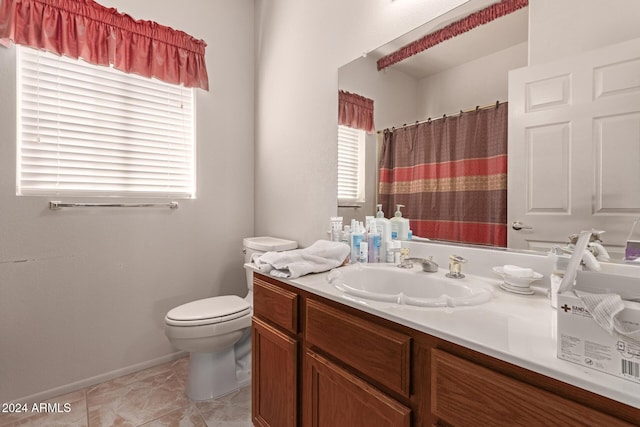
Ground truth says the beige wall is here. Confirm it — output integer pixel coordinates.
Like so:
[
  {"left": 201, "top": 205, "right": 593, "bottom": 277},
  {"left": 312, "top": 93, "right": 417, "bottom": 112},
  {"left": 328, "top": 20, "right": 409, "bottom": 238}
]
[{"left": 0, "top": 0, "right": 254, "bottom": 402}]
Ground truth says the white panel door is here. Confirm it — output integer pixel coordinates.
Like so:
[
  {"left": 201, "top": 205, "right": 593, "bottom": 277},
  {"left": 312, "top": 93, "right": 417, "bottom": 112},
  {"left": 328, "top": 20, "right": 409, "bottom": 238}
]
[{"left": 508, "top": 37, "right": 640, "bottom": 259}]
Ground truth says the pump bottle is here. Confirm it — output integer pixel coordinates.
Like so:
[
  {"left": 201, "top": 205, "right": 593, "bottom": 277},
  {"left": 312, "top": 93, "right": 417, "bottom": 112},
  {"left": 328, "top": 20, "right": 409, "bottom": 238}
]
[
  {"left": 390, "top": 204, "right": 410, "bottom": 241},
  {"left": 374, "top": 204, "right": 391, "bottom": 261}
]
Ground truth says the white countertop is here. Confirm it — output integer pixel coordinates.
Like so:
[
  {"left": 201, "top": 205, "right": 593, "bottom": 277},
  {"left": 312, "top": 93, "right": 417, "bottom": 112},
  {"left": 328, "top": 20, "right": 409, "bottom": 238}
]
[{"left": 246, "top": 262, "right": 640, "bottom": 409}]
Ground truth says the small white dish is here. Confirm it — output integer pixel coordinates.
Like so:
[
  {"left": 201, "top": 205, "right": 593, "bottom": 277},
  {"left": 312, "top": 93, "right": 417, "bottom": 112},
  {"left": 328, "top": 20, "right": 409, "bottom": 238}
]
[
  {"left": 499, "top": 282, "right": 535, "bottom": 295},
  {"left": 492, "top": 266, "right": 543, "bottom": 288}
]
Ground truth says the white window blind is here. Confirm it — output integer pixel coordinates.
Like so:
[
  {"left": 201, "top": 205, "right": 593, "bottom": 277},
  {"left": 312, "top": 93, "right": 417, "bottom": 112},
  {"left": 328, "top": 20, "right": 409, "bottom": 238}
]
[
  {"left": 16, "top": 46, "right": 195, "bottom": 198},
  {"left": 337, "top": 125, "right": 365, "bottom": 205}
]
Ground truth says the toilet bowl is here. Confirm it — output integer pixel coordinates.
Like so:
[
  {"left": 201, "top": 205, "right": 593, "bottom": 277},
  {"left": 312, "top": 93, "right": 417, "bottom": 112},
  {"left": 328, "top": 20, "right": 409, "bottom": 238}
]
[{"left": 164, "top": 236, "right": 298, "bottom": 401}]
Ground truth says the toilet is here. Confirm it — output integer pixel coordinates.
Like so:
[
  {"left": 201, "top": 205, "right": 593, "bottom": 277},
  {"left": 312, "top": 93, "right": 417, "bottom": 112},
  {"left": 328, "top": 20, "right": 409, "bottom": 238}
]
[{"left": 164, "top": 236, "right": 298, "bottom": 401}]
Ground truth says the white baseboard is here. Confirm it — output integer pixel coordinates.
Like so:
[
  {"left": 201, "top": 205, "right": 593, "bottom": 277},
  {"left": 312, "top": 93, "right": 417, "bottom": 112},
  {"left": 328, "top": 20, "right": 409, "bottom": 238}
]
[{"left": 13, "top": 351, "right": 187, "bottom": 404}]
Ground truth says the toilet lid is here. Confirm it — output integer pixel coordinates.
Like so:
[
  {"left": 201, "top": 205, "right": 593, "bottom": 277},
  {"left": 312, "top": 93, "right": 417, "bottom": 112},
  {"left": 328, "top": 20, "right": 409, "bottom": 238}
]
[{"left": 166, "top": 295, "right": 251, "bottom": 326}]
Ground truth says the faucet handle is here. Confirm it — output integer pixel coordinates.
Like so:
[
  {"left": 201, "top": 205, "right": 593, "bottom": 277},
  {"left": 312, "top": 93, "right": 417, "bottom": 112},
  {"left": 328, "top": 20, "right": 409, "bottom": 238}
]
[
  {"left": 446, "top": 254, "right": 466, "bottom": 279},
  {"left": 449, "top": 254, "right": 467, "bottom": 264},
  {"left": 397, "top": 248, "right": 413, "bottom": 268}
]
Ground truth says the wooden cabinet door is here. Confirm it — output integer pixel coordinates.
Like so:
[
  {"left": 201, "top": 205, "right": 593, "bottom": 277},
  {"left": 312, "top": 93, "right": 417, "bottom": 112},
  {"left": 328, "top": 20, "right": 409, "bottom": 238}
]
[
  {"left": 303, "top": 349, "right": 411, "bottom": 427},
  {"left": 252, "top": 317, "right": 297, "bottom": 427}
]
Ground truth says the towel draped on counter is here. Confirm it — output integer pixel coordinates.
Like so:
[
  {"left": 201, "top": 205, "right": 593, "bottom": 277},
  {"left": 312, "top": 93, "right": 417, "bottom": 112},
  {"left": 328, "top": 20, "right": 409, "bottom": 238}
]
[
  {"left": 251, "top": 240, "right": 350, "bottom": 279},
  {"left": 576, "top": 290, "right": 640, "bottom": 343}
]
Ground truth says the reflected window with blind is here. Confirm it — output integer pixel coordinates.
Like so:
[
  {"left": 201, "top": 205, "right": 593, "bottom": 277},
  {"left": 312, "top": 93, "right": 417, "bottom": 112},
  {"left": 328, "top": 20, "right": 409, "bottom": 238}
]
[{"left": 337, "top": 90, "right": 375, "bottom": 206}]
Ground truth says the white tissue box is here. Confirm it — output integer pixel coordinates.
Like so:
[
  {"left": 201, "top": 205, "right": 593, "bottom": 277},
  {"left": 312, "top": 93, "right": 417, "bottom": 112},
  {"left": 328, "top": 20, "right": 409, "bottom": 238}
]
[{"left": 557, "top": 271, "right": 640, "bottom": 384}]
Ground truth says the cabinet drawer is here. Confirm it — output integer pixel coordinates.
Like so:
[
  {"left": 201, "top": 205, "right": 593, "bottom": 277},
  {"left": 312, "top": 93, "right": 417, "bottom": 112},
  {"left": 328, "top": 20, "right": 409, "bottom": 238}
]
[
  {"left": 431, "top": 349, "right": 633, "bottom": 427},
  {"left": 253, "top": 275, "right": 298, "bottom": 334},
  {"left": 305, "top": 299, "right": 411, "bottom": 397}
]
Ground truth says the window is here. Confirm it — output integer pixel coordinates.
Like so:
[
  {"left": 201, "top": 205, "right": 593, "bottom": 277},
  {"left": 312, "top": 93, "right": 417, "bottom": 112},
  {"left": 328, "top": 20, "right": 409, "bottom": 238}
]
[
  {"left": 16, "top": 46, "right": 196, "bottom": 199},
  {"left": 337, "top": 125, "right": 365, "bottom": 205}
]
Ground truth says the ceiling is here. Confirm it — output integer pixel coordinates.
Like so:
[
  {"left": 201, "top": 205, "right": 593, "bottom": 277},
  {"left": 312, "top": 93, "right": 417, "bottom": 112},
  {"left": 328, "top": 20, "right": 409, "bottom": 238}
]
[{"left": 370, "top": 6, "right": 528, "bottom": 80}]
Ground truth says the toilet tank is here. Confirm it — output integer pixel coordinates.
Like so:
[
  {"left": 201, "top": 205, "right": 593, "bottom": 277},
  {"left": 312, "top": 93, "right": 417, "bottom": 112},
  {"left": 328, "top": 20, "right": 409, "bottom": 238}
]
[{"left": 243, "top": 236, "right": 298, "bottom": 290}]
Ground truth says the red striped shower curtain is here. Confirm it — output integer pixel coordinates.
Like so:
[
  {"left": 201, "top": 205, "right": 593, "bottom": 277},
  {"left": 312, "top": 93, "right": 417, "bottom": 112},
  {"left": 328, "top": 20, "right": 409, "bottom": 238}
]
[{"left": 378, "top": 104, "right": 508, "bottom": 247}]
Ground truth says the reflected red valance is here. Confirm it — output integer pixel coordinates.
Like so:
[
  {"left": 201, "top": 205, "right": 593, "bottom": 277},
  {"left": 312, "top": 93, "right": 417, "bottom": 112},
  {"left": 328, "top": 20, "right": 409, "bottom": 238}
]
[
  {"left": 377, "top": 0, "right": 528, "bottom": 71},
  {"left": 338, "top": 90, "right": 375, "bottom": 133},
  {"left": 0, "top": 0, "right": 209, "bottom": 90}
]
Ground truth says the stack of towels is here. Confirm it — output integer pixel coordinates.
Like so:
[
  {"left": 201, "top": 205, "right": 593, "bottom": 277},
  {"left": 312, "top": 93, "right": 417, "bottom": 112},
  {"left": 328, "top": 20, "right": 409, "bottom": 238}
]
[{"left": 252, "top": 240, "right": 350, "bottom": 279}]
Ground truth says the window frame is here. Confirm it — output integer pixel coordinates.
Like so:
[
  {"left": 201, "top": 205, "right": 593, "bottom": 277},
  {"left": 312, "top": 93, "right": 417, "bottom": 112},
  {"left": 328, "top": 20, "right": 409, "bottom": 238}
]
[
  {"left": 337, "top": 124, "right": 366, "bottom": 207},
  {"left": 15, "top": 45, "right": 197, "bottom": 200}
]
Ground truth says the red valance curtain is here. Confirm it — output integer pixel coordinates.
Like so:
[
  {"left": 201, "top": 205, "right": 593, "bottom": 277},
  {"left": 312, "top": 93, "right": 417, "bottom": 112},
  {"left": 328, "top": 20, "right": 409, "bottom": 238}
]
[
  {"left": 0, "top": 0, "right": 209, "bottom": 90},
  {"left": 377, "top": 0, "right": 528, "bottom": 71},
  {"left": 378, "top": 104, "right": 508, "bottom": 247},
  {"left": 338, "top": 90, "right": 375, "bottom": 133}
]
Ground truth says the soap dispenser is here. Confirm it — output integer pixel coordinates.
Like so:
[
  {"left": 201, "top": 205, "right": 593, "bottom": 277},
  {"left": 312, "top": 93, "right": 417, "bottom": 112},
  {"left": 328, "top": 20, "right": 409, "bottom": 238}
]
[
  {"left": 374, "top": 204, "right": 391, "bottom": 261},
  {"left": 391, "top": 204, "right": 410, "bottom": 241}
]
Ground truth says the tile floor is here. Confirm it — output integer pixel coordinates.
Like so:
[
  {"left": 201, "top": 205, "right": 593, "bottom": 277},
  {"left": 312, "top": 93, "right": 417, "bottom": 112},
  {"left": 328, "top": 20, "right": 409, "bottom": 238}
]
[{"left": 0, "top": 356, "right": 252, "bottom": 427}]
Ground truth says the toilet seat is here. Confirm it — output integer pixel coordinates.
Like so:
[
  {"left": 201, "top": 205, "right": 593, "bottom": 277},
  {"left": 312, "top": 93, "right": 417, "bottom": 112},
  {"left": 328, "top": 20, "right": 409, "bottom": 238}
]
[{"left": 166, "top": 295, "right": 251, "bottom": 327}]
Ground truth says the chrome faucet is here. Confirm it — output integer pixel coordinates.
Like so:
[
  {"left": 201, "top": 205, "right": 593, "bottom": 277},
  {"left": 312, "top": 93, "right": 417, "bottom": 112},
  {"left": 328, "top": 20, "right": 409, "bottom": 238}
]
[
  {"left": 420, "top": 256, "right": 439, "bottom": 272},
  {"left": 445, "top": 254, "right": 467, "bottom": 279},
  {"left": 397, "top": 249, "right": 439, "bottom": 272}
]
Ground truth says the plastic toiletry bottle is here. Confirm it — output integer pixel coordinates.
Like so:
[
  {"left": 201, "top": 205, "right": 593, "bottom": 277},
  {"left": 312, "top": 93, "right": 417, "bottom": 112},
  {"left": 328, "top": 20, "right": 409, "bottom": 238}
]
[
  {"left": 386, "top": 242, "right": 394, "bottom": 263},
  {"left": 367, "top": 223, "right": 381, "bottom": 263},
  {"left": 375, "top": 204, "right": 392, "bottom": 262},
  {"left": 393, "top": 241, "right": 402, "bottom": 264},
  {"left": 340, "top": 225, "right": 351, "bottom": 246},
  {"left": 330, "top": 217, "right": 343, "bottom": 242},
  {"left": 359, "top": 241, "right": 368, "bottom": 263},
  {"left": 350, "top": 220, "right": 363, "bottom": 264},
  {"left": 391, "top": 204, "right": 410, "bottom": 241}
]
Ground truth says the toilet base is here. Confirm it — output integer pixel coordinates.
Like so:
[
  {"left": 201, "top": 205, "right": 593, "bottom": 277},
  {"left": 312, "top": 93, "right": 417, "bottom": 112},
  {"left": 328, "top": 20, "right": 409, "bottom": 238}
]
[{"left": 187, "top": 349, "right": 248, "bottom": 401}]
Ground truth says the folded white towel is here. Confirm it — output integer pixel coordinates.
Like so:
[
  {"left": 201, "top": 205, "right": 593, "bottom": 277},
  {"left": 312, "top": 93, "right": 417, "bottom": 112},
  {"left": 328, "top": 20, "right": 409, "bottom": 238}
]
[
  {"left": 575, "top": 290, "right": 640, "bottom": 343},
  {"left": 252, "top": 240, "right": 350, "bottom": 279}
]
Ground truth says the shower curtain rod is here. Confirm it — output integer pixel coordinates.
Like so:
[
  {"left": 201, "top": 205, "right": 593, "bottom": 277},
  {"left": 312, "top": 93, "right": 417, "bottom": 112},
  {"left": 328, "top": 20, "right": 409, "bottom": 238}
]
[{"left": 378, "top": 100, "right": 505, "bottom": 134}]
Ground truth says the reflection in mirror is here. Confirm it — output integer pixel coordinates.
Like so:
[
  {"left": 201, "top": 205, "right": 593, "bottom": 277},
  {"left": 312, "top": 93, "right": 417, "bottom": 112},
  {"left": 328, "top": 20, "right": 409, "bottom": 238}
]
[
  {"left": 338, "top": 0, "right": 527, "bottom": 245},
  {"left": 337, "top": 0, "right": 640, "bottom": 263}
]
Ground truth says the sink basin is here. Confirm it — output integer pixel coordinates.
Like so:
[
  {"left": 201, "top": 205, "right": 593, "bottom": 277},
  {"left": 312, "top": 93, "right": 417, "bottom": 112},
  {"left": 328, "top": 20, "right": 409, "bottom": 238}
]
[{"left": 327, "top": 263, "right": 495, "bottom": 307}]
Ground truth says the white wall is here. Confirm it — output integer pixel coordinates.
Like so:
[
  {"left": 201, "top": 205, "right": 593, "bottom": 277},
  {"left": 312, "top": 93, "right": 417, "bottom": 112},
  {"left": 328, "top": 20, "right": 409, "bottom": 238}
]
[
  {"left": 255, "top": 0, "right": 640, "bottom": 249},
  {"left": 529, "top": 0, "right": 640, "bottom": 66},
  {"left": 0, "top": 0, "right": 254, "bottom": 402},
  {"left": 417, "top": 42, "right": 527, "bottom": 118}
]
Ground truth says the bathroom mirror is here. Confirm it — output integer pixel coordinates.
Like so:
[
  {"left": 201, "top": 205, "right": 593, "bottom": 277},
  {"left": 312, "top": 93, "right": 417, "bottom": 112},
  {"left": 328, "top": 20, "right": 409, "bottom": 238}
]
[{"left": 337, "top": 0, "right": 640, "bottom": 262}]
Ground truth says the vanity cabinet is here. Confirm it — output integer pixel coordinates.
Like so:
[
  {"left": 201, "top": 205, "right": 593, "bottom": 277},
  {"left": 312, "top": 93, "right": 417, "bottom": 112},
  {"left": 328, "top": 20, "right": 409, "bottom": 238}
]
[
  {"left": 252, "top": 276, "right": 299, "bottom": 427},
  {"left": 251, "top": 273, "right": 640, "bottom": 427}
]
